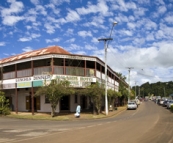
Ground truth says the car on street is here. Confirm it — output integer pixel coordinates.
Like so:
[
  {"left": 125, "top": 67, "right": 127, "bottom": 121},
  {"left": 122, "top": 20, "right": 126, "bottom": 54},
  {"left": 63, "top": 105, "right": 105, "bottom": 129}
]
[
  {"left": 127, "top": 102, "right": 137, "bottom": 110},
  {"left": 162, "top": 100, "right": 168, "bottom": 107},
  {"left": 166, "top": 100, "right": 173, "bottom": 109}
]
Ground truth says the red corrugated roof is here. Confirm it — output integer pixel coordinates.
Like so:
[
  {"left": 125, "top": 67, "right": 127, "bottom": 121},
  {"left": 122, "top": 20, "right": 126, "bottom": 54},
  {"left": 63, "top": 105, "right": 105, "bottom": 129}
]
[{"left": 0, "top": 45, "right": 70, "bottom": 64}]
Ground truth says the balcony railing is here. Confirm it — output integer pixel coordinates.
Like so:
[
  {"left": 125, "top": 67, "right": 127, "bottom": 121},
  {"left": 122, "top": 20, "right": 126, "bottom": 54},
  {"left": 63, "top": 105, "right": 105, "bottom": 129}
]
[
  {"left": 66, "top": 67, "right": 84, "bottom": 76},
  {"left": 54, "top": 66, "right": 63, "bottom": 75},
  {"left": 1, "top": 66, "right": 117, "bottom": 85},
  {"left": 96, "top": 70, "right": 101, "bottom": 78},
  {"left": 17, "top": 69, "right": 32, "bottom": 78},
  {"left": 86, "top": 69, "right": 94, "bottom": 77},
  {"left": 3, "top": 71, "right": 15, "bottom": 79},
  {"left": 34, "top": 66, "right": 52, "bottom": 75}
]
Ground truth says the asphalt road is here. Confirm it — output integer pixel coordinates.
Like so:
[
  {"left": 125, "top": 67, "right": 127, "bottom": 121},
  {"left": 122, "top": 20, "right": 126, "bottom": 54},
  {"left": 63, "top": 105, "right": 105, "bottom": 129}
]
[{"left": 1, "top": 101, "right": 173, "bottom": 143}]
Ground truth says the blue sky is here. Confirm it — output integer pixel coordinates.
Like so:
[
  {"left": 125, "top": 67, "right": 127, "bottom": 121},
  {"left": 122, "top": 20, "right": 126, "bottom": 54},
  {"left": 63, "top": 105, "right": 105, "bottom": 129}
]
[{"left": 0, "top": 0, "right": 173, "bottom": 87}]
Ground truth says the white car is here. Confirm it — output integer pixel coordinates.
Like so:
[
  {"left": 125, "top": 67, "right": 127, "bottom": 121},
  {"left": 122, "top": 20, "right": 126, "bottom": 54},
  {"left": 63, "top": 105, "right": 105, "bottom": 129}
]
[
  {"left": 167, "top": 100, "right": 173, "bottom": 109},
  {"left": 127, "top": 102, "right": 137, "bottom": 110}
]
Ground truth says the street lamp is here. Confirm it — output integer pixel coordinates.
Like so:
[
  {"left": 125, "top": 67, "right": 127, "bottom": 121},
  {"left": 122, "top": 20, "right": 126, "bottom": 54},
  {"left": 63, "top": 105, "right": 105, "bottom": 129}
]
[{"left": 98, "top": 22, "right": 118, "bottom": 115}]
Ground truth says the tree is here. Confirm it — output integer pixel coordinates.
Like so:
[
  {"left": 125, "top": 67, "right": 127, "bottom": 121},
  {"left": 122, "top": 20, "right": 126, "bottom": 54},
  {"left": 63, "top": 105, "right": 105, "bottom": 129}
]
[
  {"left": 85, "top": 82, "right": 104, "bottom": 115},
  {"left": 0, "top": 91, "right": 5, "bottom": 108},
  {"left": 0, "top": 91, "right": 10, "bottom": 115},
  {"left": 116, "top": 72, "right": 129, "bottom": 105},
  {"left": 107, "top": 89, "right": 121, "bottom": 110},
  {"left": 35, "top": 79, "right": 74, "bottom": 117}
]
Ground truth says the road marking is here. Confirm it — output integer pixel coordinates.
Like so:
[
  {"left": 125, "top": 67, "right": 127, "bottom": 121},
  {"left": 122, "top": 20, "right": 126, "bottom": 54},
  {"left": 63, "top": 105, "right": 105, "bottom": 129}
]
[
  {"left": 17, "top": 132, "right": 48, "bottom": 137},
  {"left": 3, "top": 129, "right": 32, "bottom": 133},
  {"left": 0, "top": 138, "right": 15, "bottom": 143},
  {"left": 75, "top": 127, "right": 86, "bottom": 130},
  {"left": 49, "top": 128, "right": 71, "bottom": 132},
  {"left": 87, "top": 125, "right": 95, "bottom": 128}
]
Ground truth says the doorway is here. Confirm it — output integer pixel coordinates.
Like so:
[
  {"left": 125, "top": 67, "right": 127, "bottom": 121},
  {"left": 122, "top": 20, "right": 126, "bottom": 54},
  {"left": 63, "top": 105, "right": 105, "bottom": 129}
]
[
  {"left": 60, "top": 95, "right": 70, "bottom": 111},
  {"left": 26, "top": 96, "right": 40, "bottom": 111},
  {"left": 80, "top": 96, "right": 87, "bottom": 110}
]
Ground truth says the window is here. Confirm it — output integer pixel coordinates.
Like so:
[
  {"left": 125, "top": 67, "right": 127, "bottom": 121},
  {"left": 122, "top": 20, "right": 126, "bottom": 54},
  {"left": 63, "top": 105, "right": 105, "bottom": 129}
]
[{"left": 45, "top": 96, "right": 50, "bottom": 103}]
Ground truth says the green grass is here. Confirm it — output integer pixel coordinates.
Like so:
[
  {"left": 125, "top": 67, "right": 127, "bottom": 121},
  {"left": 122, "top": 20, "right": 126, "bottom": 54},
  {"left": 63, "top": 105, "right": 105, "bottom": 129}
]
[{"left": 6, "top": 106, "right": 126, "bottom": 121}]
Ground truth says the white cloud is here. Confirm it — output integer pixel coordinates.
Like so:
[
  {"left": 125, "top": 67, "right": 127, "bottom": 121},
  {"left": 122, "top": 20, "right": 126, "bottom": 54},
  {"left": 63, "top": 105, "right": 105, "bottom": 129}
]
[
  {"left": 25, "top": 15, "right": 36, "bottom": 22},
  {"left": 133, "top": 8, "right": 148, "bottom": 18},
  {"left": 78, "top": 31, "right": 92, "bottom": 38},
  {"left": 18, "top": 37, "right": 32, "bottom": 42},
  {"left": 157, "top": 5, "right": 167, "bottom": 14},
  {"left": 44, "top": 23, "right": 55, "bottom": 34},
  {"left": 36, "top": 5, "right": 47, "bottom": 16},
  {"left": 164, "top": 15, "right": 173, "bottom": 24},
  {"left": 68, "top": 44, "right": 82, "bottom": 50},
  {"left": 119, "top": 29, "right": 133, "bottom": 36},
  {"left": 1, "top": 0, "right": 24, "bottom": 16},
  {"left": 76, "top": 1, "right": 109, "bottom": 15},
  {"left": 31, "top": 33, "right": 41, "bottom": 38},
  {"left": 45, "top": 38, "right": 61, "bottom": 43},
  {"left": 45, "top": 4, "right": 60, "bottom": 15},
  {"left": 91, "top": 37, "right": 99, "bottom": 43},
  {"left": 2, "top": 15, "right": 24, "bottom": 26},
  {"left": 50, "top": 0, "right": 70, "bottom": 5},
  {"left": 0, "top": 42, "right": 5, "bottom": 46},
  {"left": 65, "top": 29, "right": 74, "bottom": 35},
  {"left": 30, "top": 0, "right": 39, "bottom": 5},
  {"left": 115, "top": 14, "right": 129, "bottom": 23},
  {"left": 146, "top": 33, "right": 155, "bottom": 41},
  {"left": 65, "top": 9, "right": 80, "bottom": 22},
  {"left": 85, "top": 44, "right": 98, "bottom": 50},
  {"left": 1, "top": 0, "right": 24, "bottom": 26},
  {"left": 3, "top": 53, "right": 9, "bottom": 56},
  {"left": 65, "top": 38, "right": 75, "bottom": 43},
  {"left": 127, "top": 22, "right": 136, "bottom": 29},
  {"left": 73, "top": 51, "right": 86, "bottom": 55},
  {"left": 111, "top": 0, "right": 137, "bottom": 12},
  {"left": 22, "top": 46, "right": 33, "bottom": 52}
]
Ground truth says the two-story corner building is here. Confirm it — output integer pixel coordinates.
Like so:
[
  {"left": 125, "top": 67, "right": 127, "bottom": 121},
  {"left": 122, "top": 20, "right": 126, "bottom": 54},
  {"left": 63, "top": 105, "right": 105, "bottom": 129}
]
[{"left": 0, "top": 45, "right": 120, "bottom": 114}]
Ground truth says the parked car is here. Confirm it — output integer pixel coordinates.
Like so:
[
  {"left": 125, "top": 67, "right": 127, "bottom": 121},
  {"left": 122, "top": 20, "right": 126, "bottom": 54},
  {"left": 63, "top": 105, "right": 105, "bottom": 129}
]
[
  {"left": 166, "top": 100, "right": 173, "bottom": 109},
  {"left": 127, "top": 102, "right": 137, "bottom": 110},
  {"left": 162, "top": 100, "right": 168, "bottom": 107},
  {"left": 159, "top": 100, "right": 164, "bottom": 105}
]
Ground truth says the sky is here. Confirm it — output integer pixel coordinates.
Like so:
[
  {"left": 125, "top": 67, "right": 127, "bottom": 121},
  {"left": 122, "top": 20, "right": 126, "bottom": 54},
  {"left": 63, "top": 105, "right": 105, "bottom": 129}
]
[{"left": 0, "top": 0, "right": 173, "bottom": 87}]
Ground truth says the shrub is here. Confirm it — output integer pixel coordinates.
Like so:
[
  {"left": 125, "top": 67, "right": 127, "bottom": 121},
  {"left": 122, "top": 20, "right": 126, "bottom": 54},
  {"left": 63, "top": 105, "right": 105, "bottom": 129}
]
[
  {"left": 0, "top": 107, "right": 11, "bottom": 115},
  {"left": 0, "top": 92, "right": 11, "bottom": 116},
  {"left": 170, "top": 105, "right": 173, "bottom": 112},
  {"left": 2, "top": 107, "right": 11, "bottom": 115}
]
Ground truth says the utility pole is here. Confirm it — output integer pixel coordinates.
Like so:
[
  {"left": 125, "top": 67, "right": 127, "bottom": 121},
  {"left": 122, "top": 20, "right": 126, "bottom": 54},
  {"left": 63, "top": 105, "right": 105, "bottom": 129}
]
[
  {"left": 98, "top": 38, "right": 113, "bottom": 116},
  {"left": 127, "top": 67, "right": 133, "bottom": 102},
  {"left": 98, "top": 22, "right": 117, "bottom": 116}
]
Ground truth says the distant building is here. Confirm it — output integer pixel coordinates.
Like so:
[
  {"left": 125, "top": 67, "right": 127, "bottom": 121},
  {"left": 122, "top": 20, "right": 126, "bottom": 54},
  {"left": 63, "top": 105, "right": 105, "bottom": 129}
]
[{"left": 0, "top": 45, "right": 122, "bottom": 113}]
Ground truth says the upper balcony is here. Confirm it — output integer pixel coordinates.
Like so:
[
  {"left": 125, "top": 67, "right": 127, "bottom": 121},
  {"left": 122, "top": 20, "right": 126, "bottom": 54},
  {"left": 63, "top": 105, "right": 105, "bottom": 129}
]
[{"left": 1, "top": 57, "right": 119, "bottom": 85}]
